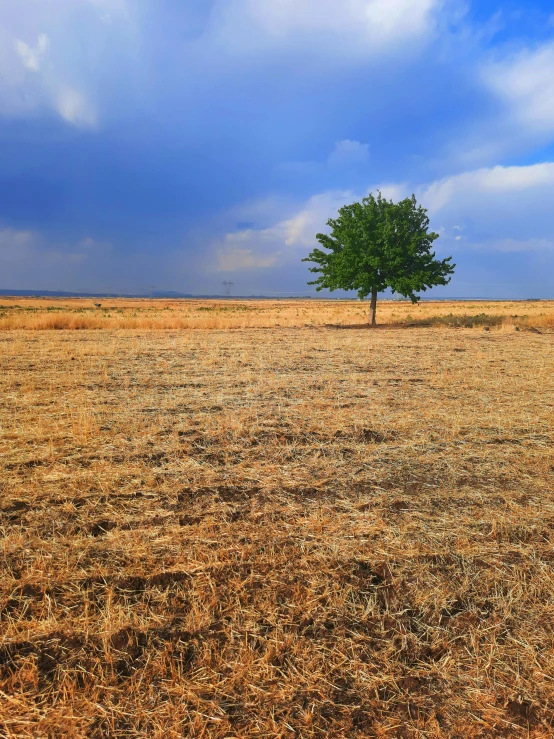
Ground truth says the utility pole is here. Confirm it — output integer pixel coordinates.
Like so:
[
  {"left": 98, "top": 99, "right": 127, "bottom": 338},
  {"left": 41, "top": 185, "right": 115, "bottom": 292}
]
[{"left": 222, "top": 281, "right": 234, "bottom": 297}]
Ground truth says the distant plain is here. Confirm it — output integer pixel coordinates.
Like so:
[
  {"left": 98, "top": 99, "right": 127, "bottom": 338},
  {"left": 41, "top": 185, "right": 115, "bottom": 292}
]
[{"left": 1, "top": 296, "right": 554, "bottom": 331}]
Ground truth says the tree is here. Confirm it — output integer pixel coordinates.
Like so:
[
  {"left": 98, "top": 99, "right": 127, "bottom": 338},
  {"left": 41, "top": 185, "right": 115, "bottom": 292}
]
[{"left": 302, "top": 191, "right": 455, "bottom": 325}]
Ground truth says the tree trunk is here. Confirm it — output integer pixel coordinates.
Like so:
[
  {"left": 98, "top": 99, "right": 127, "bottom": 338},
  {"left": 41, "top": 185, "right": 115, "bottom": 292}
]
[{"left": 369, "top": 287, "right": 378, "bottom": 326}]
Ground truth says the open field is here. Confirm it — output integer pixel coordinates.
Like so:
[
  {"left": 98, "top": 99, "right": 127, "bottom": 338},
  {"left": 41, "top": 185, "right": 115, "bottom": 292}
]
[
  {"left": 1, "top": 302, "right": 554, "bottom": 737},
  {"left": 0, "top": 297, "right": 554, "bottom": 331}
]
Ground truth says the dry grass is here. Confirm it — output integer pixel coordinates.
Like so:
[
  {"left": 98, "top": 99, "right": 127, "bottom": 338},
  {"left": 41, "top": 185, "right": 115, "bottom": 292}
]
[
  {"left": 1, "top": 304, "right": 554, "bottom": 737},
  {"left": 0, "top": 297, "right": 553, "bottom": 331}
]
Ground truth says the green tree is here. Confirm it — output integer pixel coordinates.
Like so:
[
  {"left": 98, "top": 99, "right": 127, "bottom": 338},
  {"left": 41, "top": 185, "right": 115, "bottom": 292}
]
[{"left": 302, "top": 191, "right": 455, "bottom": 325}]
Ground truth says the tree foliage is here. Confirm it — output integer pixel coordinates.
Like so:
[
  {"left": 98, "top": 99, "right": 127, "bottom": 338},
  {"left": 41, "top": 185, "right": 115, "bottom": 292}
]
[{"left": 302, "top": 192, "right": 455, "bottom": 324}]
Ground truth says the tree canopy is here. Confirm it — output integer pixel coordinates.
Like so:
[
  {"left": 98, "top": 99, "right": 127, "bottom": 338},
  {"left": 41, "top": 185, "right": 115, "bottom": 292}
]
[{"left": 302, "top": 191, "right": 455, "bottom": 324}]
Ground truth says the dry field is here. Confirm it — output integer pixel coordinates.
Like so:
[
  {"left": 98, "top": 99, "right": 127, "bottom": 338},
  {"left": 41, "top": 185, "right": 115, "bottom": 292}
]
[
  {"left": 1, "top": 297, "right": 554, "bottom": 331},
  {"left": 1, "top": 299, "right": 554, "bottom": 738}
]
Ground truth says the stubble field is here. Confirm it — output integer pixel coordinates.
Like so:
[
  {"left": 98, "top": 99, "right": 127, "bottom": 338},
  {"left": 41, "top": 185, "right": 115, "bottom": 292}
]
[{"left": 1, "top": 299, "right": 554, "bottom": 738}]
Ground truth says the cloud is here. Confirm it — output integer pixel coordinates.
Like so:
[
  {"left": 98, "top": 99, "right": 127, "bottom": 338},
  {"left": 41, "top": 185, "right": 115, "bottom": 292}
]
[
  {"left": 214, "top": 221, "right": 289, "bottom": 272},
  {"left": 213, "top": 161, "right": 554, "bottom": 280},
  {"left": 208, "top": 0, "right": 447, "bottom": 57},
  {"left": 0, "top": 228, "right": 37, "bottom": 259},
  {"left": 15, "top": 34, "right": 49, "bottom": 71},
  {"left": 0, "top": 228, "right": 118, "bottom": 289},
  {"left": 55, "top": 87, "right": 97, "bottom": 127},
  {"left": 0, "top": 0, "right": 134, "bottom": 128},
  {"left": 420, "top": 162, "right": 554, "bottom": 213},
  {"left": 251, "top": 0, "right": 438, "bottom": 39},
  {"left": 484, "top": 39, "right": 554, "bottom": 138},
  {"left": 456, "top": 37, "right": 554, "bottom": 164},
  {"left": 217, "top": 247, "right": 281, "bottom": 272},
  {"left": 364, "top": 0, "right": 439, "bottom": 39},
  {"left": 0, "top": 0, "right": 456, "bottom": 138},
  {"left": 328, "top": 139, "right": 370, "bottom": 168},
  {"left": 4, "top": 161, "right": 553, "bottom": 294},
  {"left": 213, "top": 186, "right": 406, "bottom": 272},
  {"left": 417, "top": 162, "right": 554, "bottom": 252},
  {"left": 0, "top": 228, "right": 108, "bottom": 266}
]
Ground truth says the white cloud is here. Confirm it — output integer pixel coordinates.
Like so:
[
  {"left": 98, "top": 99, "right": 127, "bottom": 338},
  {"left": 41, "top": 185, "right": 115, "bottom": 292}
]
[
  {"left": 431, "top": 35, "right": 554, "bottom": 168},
  {"left": 278, "top": 191, "right": 356, "bottom": 247},
  {"left": 55, "top": 87, "right": 97, "bottom": 127},
  {"left": 419, "top": 162, "right": 554, "bottom": 213},
  {"left": 417, "top": 162, "right": 554, "bottom": 252},
  {"left": 214, "top": 219, "right": 290, "bottom": 272},
  {"left": 485, "top": 40, "right": 554, "bottom": 133},
  {"left": 0, "top": 0, "right": 134, "bottom": 128},
  {"left": 209, "top": 0, "right": 446, "bottom": 57},
  {"left": 15, "top": 34, "right": 49, "bottom": 71},
  {"left": 213, "top": 185, "right": 407, "bottom": 271},
  {"left": 250, "top": 0, "right": 438, "bottom": 39},
  {"left": 364, "top": 0, "right": 439, "bottom": 39},
  {"left": 213, "top": 161, "right": 554, "bottom": 277},
  {"left": 328, "top": 139, "right": 370, "bottom": 168},
  {"left": 217, "top": 247, "right": 281, "bottom": 272},
  {"left": 0, "top": 0, "right": 452, "bottom": 131}
]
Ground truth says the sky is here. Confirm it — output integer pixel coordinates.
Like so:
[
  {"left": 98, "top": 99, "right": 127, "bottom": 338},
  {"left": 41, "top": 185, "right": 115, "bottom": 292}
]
[{"left": 1, "top": 0, "right": 554, "bottom": 298}]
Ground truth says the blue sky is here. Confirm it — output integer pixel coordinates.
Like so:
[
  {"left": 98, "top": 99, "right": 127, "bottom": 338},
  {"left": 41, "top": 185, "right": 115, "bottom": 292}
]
[{"left": 1, "top": 0, "right": 554, "bottom": 297}]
